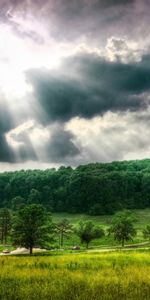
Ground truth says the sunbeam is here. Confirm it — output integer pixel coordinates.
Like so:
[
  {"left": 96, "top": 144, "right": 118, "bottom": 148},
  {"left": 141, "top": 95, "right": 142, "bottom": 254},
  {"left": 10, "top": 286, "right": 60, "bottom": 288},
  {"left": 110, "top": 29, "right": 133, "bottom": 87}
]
[{"left": 0, "top": 0, "right": 150, "bottom": 171}]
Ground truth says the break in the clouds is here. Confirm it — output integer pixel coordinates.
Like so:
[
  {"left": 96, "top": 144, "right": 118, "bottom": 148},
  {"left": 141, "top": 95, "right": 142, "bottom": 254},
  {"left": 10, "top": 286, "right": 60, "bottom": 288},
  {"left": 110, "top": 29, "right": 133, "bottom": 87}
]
[{"left": 1, "top": 0, "right": 150, "bottom": 170}]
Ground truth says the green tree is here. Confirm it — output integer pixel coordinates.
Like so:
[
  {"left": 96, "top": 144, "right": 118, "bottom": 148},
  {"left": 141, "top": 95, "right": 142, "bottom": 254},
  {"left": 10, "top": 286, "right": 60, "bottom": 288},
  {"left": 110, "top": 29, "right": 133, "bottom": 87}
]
[
  {"left": 143, "top": 225, "right": 150, "bottom": 241},
  {"left": 0, "top": 208, "right": 11, "bottom": 244},
  {"left": 12, "top": 204, "right": 50, "bottom": 254},
  {"left": 1, "top": 159, "right": 150, "bottom": 214},
  {"left": 28, "top": 189, "right": 42, "bottom": 204},
  {"left": 76, "top": 221, "right": 104, "bottom": 249},
  {"left": 55, "top": 219, "right": 73, "bottom": 247},
  {"left": 109, "top": 210, "right": 137, "bottom": 247},
  {"left": 11, "top": 196, "right": 25, "bottom": 211}
]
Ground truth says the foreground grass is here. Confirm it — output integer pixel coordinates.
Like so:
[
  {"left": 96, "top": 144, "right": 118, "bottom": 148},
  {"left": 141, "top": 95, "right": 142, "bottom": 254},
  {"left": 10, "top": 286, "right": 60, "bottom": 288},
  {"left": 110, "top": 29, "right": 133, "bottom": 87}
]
[{"left": 0, "top": 251, "right": 150, "bottom": 300}]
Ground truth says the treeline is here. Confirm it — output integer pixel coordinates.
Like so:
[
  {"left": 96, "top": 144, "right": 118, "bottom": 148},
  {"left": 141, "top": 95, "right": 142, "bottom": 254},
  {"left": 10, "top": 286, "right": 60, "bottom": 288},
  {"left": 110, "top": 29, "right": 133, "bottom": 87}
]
[{"left": 0, "top": 159, "right": 150, "bottom": 214}]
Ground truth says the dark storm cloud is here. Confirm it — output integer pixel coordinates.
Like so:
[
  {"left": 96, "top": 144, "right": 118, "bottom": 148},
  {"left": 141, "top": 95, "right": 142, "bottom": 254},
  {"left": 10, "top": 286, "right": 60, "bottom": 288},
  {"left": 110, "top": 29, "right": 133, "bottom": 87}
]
[
  {"left": 0, "top": 98, "right": 15, "bottom": 162},
  {"left": 0, "top": 134, "right": 15, "bottom": 162},
  {"left": 0, "top": 0, "right": 134, "bottom": 12},
  {"left": 1, "top": 0, "right": 150, "bottom": 166},
  {"left": 27, "top": 52, "right": 150, "bottom": 124},
  {"left": 45, "top": 126, "right": 80, "bottom": 162},
  {"left": 7, "top": 123, "right": 80, "bottom": 163},
  {"left": 0, "top": 93, "right": 79, "bottom": 163},
  {"left": 0, "top": 97, "right": 36, "bottom": 163}
]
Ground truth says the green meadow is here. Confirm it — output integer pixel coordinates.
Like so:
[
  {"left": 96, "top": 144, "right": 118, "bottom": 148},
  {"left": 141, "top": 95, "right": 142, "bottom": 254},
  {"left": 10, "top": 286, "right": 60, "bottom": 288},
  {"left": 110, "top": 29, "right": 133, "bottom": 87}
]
[
  {"left": 0, "top": 209, "right": 149, "bottom": 252},
  {"left": 52, "top": 209, "right": 150, "bottom": 248},
  {"left": 53, "top": 208, "right": 150, "bottom": 228},
  {"left": 0, "top": 209, "right": 149, "bottom": 300},
  {"left": 0, "top": 251, "right": 149, "bottom": 300}
]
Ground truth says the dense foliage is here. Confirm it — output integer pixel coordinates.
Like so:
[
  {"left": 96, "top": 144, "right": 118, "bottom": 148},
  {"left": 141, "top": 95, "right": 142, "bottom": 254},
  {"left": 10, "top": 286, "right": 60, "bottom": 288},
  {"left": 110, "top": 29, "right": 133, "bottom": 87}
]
[
  {"left": 76, "top": 221, "right": 104, "bottom": 248},
  {"left": 12, "top": 204, "right": 51, "bottom": 254},
  {"left": 0, "top": 208, "right": 11, "bottom": 244},
  {"left": 109, "top": 210, "right": 137, "bottom": 247},
  {"left": 0, "top": 159, "right": 150, "bottom": 214}
]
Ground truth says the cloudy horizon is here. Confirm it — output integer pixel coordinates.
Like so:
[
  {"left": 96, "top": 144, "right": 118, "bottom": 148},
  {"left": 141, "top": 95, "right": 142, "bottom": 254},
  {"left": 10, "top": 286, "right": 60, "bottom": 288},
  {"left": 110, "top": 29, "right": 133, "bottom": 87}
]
[{"left": 1, "top": 0, "right": 150, "bottom": 171}]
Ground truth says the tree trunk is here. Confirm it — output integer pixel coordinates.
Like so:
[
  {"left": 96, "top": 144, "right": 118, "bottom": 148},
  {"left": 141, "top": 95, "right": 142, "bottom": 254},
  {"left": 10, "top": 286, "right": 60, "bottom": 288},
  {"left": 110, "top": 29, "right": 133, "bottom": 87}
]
[{"left": 29, "top": 246, "right": 33, "bottom": 255}]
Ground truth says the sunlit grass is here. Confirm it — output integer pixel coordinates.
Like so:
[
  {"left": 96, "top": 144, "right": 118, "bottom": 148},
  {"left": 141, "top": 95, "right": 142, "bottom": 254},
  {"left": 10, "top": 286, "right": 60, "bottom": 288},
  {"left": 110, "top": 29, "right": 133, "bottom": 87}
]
[{"left": 0, "top": 251, "right": 149, "bottom": 300}]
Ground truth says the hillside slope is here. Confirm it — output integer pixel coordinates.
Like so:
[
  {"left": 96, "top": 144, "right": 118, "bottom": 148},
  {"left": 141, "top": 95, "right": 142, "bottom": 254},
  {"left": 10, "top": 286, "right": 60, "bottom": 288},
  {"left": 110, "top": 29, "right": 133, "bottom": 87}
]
[{"left": 0, "top": 159, "right": 150, "bottom": 214}]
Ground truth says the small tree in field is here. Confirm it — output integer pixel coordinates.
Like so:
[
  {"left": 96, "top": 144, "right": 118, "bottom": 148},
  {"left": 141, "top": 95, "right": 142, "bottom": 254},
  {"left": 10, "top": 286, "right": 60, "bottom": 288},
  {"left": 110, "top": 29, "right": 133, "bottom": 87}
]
[
  {"left": 76, "top": 221, "right": 104, "bottom": 249},
  {"left": 55, "top": 219, "right": 73, "bottom": 247},
  {"left": 109, "top": 210, "right": 137, "bottom": 247},
  {"left": 12, "top": 204, "right": 50, "bottom": 254},
  {"left": 143, "top": 225, "right": 150, "bottom": 242}
]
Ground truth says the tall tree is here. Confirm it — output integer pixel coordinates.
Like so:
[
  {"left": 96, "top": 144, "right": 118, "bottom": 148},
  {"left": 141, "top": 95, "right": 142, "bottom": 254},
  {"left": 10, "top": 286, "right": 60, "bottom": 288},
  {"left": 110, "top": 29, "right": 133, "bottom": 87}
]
[
  {"left": 109, "top": 210, "right": 137, "bottom": 247},
  {"left": 76, "top": 221, "right": 104, "bottom": 249},
  {"left": 0, "top": 208, "right": 11, "bottom": 244},
  {"left": 12, "top": 204, "right": 50, "bottom": 254},
  {"left": 55, "top": 219, "right": 73, "bottom": 247}
]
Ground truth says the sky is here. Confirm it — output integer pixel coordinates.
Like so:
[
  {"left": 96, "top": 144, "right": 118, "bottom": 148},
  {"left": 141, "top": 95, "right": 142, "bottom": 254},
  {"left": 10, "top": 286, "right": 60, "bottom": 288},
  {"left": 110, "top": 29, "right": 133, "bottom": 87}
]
[{"left": 0, "top": 0, "right": 150, "bottom": 171}]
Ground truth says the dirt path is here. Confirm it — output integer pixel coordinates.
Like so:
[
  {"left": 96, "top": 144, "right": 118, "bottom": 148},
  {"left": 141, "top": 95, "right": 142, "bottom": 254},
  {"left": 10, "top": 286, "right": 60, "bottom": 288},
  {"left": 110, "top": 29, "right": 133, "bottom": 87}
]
[{"left": 0, "top": 247, "right": 47, "bottom": 255}]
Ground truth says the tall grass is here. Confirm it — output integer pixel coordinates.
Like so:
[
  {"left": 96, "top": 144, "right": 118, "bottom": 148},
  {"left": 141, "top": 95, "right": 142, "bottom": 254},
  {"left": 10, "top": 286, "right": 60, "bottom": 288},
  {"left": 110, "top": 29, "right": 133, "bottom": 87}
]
[{"left": 0, "top": 251, "right": 150, "bottom": 300}]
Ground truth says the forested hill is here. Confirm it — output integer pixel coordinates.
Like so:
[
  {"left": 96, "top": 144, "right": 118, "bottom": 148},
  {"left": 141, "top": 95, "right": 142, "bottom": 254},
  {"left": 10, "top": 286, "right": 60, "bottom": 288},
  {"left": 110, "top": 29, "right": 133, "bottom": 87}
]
[{"left": 1, "top": 159, "right": 150, "bottom": 215}]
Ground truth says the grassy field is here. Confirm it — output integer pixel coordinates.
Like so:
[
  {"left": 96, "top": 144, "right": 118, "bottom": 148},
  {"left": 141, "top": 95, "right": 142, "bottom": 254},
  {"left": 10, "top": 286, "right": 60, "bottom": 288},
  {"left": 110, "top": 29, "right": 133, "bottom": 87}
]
[
  {"left": 53, "top": 208, "right": 150, "bottom": 228},
  {"left": 0, "top": 209, "right": 149, "bottom": 251},
  {"left": 52, "top": 209, "right": 150, "bottom": 248},
  {"left": 0, "top": 250, "right": 149, "bottom": 300}
]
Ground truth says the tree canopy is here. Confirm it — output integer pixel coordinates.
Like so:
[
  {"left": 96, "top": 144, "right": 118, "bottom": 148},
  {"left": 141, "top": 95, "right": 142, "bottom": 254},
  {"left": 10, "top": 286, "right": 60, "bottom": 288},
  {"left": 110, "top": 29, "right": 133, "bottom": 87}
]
[
  {"left": 0, "top": 159, "right": 150, "bottom": 214},
  {"left": 0, "top": 208, "right": 11, "bottom": 244},
  {"left": 109, "top": 210, "right": 137, "bottom": 247},
  {"left": 76, "top": 221, "right": 104, "bottom": 248},
  {"left": 12, "top": 204, "right": 51, "bottom": 254}
]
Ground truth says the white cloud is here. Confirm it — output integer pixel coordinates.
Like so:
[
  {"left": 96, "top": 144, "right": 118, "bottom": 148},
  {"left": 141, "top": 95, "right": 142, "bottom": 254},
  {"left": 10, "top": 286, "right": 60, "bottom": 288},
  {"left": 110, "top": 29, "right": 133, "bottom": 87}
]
[
  {"left": 105, "top": 36, "right": 143, "bottom": 63},
  {"left": 66, "top": 109, "right": 150, "bottom": 164}
]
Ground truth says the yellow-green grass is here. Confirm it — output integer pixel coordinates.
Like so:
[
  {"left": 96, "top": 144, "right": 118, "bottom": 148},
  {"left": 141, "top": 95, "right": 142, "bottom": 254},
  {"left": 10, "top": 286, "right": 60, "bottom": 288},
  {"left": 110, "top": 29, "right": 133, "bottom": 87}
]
[{"left": 0, "top": 251, "right": 150, "bottom": 300}]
